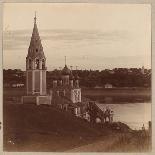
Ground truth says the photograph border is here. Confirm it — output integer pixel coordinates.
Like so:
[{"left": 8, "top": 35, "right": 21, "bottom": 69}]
[{"left": 0, "top": 0, "right": 154, "bottom": 155}]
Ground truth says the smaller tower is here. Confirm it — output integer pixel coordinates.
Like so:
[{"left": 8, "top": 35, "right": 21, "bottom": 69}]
[{"left": 61, "top": 56, "right": 70, "bottom": 86}]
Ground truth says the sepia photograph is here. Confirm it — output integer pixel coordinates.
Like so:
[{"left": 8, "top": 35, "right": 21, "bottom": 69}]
[{"left": 2, "top": 2, "right": 151, "bottom": 152}]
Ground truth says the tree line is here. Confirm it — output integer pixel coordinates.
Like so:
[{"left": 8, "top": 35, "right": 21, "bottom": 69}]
[{"left": 3, "top": 68, "right": 151, "bottom": 88}]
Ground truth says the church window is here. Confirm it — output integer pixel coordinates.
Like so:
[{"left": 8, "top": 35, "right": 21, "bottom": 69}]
[
  {"left": 42, "top": 59, "right": 45, "bottom": 69},
  {"left": 35, "top": 59, "right": 40, "bottom": 69},
  {"left": 29, "top": 59, "right": 32, "bottom": 69}
]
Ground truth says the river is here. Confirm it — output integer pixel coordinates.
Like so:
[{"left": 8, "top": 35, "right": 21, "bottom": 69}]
[{"left": 96, "top": 102, "right": 151, "bottom": 130}]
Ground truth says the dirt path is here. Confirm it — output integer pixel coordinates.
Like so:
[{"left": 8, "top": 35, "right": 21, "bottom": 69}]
[{"left": 66, "top": 134, "right": 119, "bottom": 152}]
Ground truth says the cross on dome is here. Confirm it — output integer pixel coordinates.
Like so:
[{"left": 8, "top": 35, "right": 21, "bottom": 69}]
[{"left": 34, "top": 11, "right": 37, "bottom": 24}]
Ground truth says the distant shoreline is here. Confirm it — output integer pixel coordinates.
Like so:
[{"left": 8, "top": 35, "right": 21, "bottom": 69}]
[
  {"left": 96, "top": 101, "right": 151, "bottom": 104},
  {"left": 82, "top": 87, "right": 151, "bottom": 104}
]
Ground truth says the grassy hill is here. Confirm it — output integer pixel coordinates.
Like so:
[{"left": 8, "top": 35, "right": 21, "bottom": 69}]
[{"left": 3, "top": 103, "right": 104, "bottom": 152}]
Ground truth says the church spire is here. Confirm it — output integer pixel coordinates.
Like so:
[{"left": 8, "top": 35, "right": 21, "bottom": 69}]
[
  {"left": 32, "top": 11, "right": 39, "bottom": 39},
  {"left": 65, "top": 56, "right": 67, "bottom": 66},
  {"left": 27, "top": 13, "right": 45, "bottom": 59},
  {"left": 34, "top": 11, "right": 37, "bottom": 24}
]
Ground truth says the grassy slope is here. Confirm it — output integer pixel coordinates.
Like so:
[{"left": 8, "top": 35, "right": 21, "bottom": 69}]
[{"left": 3, "top": 104, "right": 103, "bottom": 152}]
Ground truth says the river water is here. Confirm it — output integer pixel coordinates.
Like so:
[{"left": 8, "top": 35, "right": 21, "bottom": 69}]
[{"left": 96, "top": 103, "right": 151, "bottom": 130}]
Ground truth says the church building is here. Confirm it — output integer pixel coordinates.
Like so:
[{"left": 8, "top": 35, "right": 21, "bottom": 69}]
[
  {"left": 50, "top": 60, "right": 89, "bottom": 117},
  {"left": 51, "top": 64, "right": 81, "bottom": 102}
]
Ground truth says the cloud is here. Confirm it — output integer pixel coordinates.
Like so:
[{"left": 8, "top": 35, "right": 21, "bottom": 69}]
[
  {"left": 67, "top": 55, "right": 150, "bottom": 69},
  {"left": 3, "top": 28, "right": 150, "bottom": 70},
  {"left": 3, "top": 29, "right": 130, "bottom": 51},
  {"left": 3, "top": 30, "right": 31, "bottom": 50}
]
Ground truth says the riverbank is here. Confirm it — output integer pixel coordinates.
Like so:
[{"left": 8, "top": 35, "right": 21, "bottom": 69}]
[
  {"left": 96, "top": 102, "right": 151, "bottom": 130},
  {"left": 3, "top": 103, "right": 151, "bottom": 152}
]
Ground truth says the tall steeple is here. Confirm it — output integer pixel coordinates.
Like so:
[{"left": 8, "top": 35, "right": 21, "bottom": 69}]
[
  {"left": 22, "top": 13, "right": 51, "bottom": 106},
  {"left": 27, "top": 13, "right": 45, "bottom": 59},
  {"left": 25, "top": 13, "right": 47, "bottom": 96}
]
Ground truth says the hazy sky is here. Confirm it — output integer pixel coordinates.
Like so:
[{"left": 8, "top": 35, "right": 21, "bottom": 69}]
[{"left": 3, "top": 3, "right": 151, "bottom": 70}]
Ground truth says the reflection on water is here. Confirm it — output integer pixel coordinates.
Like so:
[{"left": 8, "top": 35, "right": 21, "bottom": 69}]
[{"left": 96, "top": 103, "right": 151, "bottom": 130}]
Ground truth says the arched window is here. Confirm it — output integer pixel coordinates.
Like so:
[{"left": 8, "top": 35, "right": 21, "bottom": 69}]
[
  {"left": 35, "top": 59, "right": 39, "bottom": 69},
  {"left": 42, "top": 59, "right": 45, "bottom": 69},
  {"left": 29, "top": 59, "right": 32, "bottom": 69}
]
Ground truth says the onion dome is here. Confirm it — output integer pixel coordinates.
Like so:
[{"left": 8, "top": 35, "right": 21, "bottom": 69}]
[{"left": 62, "top": 65, "right": 71, "bottom": 75}]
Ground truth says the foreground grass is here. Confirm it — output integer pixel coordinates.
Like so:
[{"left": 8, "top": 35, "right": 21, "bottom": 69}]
[{"left": 105, "top": 130, "right": 151, "bottom": 152}]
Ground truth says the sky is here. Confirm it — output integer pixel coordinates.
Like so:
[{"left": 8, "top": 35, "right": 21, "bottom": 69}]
[{"left": 3, "top": 3, "right": 151, "bottom": 70}]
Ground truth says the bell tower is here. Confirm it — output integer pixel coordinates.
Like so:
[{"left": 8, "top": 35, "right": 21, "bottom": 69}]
[
  {"left": 22, "top": 13, "right": 51, "bottom": 105},
  {"left": 26, "top": 13, "right": 47, "bottom": 95}
]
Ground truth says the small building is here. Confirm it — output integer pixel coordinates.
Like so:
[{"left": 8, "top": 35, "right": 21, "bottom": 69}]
[
  {"left": 12, "top": 83, "right": 24, "bottom": 88},
  {"left": 104, "top": 83, "right": 113, "bottom": 89},
  {"left": 94, "top": 85, "right": 103, "bottom": 89}
]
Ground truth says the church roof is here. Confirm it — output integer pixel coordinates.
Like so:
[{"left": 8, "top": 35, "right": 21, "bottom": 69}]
[{"left": 27, "top": 14, "right": 45, "bottom": 60}]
